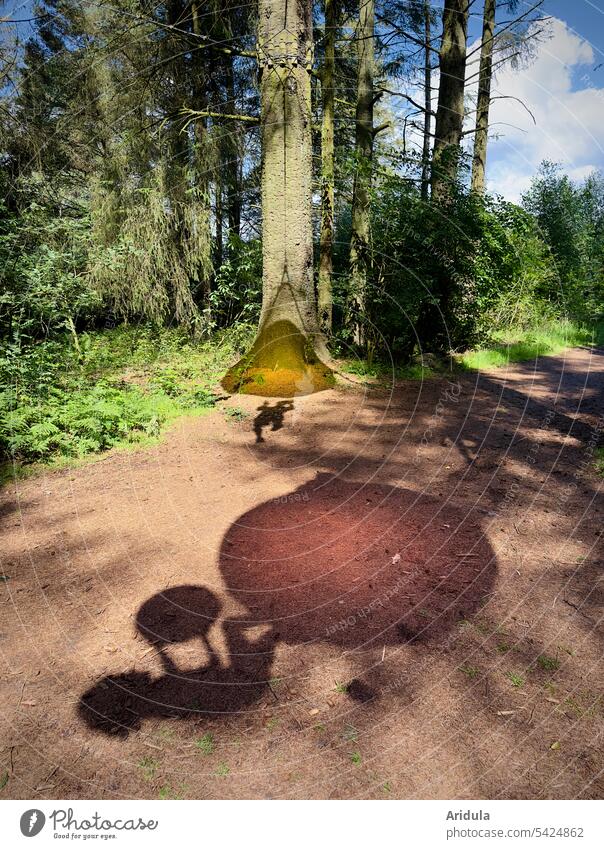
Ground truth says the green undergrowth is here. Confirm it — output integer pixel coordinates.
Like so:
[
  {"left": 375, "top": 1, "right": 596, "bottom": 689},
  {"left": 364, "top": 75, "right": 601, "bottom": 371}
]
[
  {"left": 340, "top": 320, "right": 603, "bottom": 383},
  {"left": 2, "top": 318, "right": 601, "bottom": 483},
  {"left": 0, "top": 323, "right": 254, "bottom": 479},
  {"left": 457, "top": 320, "right": 602, "bottom": 371},
  {"left": 339, "top": 358, "right": 440, "bottom": 382}
]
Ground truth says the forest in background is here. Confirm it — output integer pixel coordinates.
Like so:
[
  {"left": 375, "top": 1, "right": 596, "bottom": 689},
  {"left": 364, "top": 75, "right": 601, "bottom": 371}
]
[{"left": 1, "top": 0, "right": 604, "bottom": 467}]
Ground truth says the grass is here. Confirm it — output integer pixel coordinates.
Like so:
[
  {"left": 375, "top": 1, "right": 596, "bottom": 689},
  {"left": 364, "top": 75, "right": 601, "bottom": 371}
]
[
  {"left": 138, "top": 755, "right": 160, "bottom": 780},
  {"left": 459, "top": 664, "right": 480, "bottom": 679},
  {"left": 194, "top": 733, "right": 215, "bottom": 756},
  {"left": 3, "top": 317, "right": 599, "bottom": 481},
  {"left": 154, "top": 727, "right": 176, "bottom": 742},
  {"left": 342, "top": 724, "right": 359, "bottom": 743},
  {"left": 457, "top": 320, "right": 599, "bottom": 371},
  {"left": 339, "top": 357, "right": 438, "bottom": 382},
  {"left": 0, "top": 323, "right": 254, "bottom": 481},
  {"left": 158, "top": 782, "right": 188, "bottom": 800},
  {"left": 339, "top": 319, "right": 603, "bottom": 383},
  {"left": 562, "top": 692, "right": 603, "bottom": 719},
  {"left": 537, "top": 654, "right": 561, "bottom": 672},
  {"left": 507, "top": 672, "right": 525, "bottom": 688},
  {"left": 222, "top": 405, "right": 249, "bottom": 422}
]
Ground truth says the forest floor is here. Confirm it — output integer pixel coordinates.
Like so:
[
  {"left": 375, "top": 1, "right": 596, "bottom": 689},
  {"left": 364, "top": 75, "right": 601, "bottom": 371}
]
[{"left": 0, "top": 345, "right": 603, "bottom": 800}]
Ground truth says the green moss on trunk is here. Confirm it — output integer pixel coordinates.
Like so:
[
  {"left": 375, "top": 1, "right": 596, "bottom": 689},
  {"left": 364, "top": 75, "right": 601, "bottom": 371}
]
[{"left": 222, "top": 320, "right": 334, "bottom": 396}]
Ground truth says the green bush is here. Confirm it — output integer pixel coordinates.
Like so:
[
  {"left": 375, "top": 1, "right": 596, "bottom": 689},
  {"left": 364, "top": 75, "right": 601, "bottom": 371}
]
[
  {"left": 0, "top": 324, "right": 253, "bottom": 466},
  {"left": 210, "top": 235, "right": 262, "bottom": 328},
  {"left": 0, "top": 177, "right": 101, "bottom": 343},
  {"left": 522, "top": 163, "right": 604, "bottom": 323}
]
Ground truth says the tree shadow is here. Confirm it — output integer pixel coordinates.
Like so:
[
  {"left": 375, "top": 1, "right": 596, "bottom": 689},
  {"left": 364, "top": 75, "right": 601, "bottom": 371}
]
[
  {"left": 79, "top": 476, "right": 496, "bottom": 735},
  {"left": 253, "top": 399, "right": 294, "bottom": 443}
]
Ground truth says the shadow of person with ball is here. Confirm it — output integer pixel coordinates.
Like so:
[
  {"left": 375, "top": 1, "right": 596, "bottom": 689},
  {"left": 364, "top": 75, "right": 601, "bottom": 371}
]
[
  {"left": 80, "top": 474, "right": 496, "bottom": 735},
  {"left": 79, "top": 585, "right": 275, "bottom": 737}
]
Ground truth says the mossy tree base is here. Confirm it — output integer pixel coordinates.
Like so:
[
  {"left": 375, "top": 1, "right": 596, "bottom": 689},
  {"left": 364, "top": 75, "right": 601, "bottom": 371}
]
[{"left": 221, "top": 320, "right": 334, "bottom": 397}]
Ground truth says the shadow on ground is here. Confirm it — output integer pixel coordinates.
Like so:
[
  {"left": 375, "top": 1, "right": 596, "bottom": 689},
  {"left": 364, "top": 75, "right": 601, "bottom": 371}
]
[
  {"left": 253, "top": 400, "right": 294, "bottom": 443},
  {"left": 79, "top": 476, "right": 496, "bottom": 736}
]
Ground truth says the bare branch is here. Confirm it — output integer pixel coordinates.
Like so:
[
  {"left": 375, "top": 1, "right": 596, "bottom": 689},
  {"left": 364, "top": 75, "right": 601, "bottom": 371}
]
[
  {"left": 379, "top": 88, "right": 436, "bottom": 117},
  {"left": 490, "top": 94, "right": 536, "bottom": 124}
]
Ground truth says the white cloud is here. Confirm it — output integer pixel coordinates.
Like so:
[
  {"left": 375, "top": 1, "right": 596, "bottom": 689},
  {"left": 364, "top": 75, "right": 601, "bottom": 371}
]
[
  {"left": 476, "top": 17, "right": 604, "bottom": 200},
  {"left": 484, "top": 166, "right": 533, "bottom": 204},
  {"left": 567, "top": 163, "right": 601, "bottom": 182}
]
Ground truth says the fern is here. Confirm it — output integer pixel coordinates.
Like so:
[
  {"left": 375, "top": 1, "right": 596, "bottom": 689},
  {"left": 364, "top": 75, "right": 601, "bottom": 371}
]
[{"left": 0, "top": 324, "right": 247, "bottom": 465}]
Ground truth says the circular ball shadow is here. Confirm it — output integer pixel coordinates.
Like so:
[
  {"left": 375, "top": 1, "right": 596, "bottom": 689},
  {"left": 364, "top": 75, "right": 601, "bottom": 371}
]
[
  {"left": 220, "top": 475, "right": 496, "bottom": 650},
  {"left": 136, "top": 585, "right": 221, "bottom": 648}
]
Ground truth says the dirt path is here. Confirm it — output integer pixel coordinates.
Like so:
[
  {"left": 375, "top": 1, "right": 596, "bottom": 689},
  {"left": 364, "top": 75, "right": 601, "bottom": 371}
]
[{"left": 1, "top": 346, "right": 603, "bottom": 800}]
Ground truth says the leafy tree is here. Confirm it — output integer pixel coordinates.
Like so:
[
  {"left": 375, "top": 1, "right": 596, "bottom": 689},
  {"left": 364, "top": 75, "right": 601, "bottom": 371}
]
[{"left": 521, "top": 161, "right": 603, "bottom": 320}]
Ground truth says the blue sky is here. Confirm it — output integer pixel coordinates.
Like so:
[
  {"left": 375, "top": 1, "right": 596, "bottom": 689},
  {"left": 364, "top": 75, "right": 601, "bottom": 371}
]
[{"left": 478, "top": 0, "right": 604, "bottom": 200}]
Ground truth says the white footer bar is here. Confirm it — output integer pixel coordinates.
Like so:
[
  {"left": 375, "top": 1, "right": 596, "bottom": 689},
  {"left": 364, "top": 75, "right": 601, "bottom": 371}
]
[{"left": 0, "top": 799, "right": 601, "bottom": 848}]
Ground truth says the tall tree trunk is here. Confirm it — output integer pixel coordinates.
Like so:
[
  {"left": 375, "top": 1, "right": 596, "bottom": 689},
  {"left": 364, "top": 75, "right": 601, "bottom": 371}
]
[
  {"left": 166, "top": 0, "right": 188, "bottom": 207},
  {"left": 318, "top": 0, "right": 336, "bottom": 334},
  {"left": 471, "top": 0, "right": 496, "bottom": 194},
  {"left": 216, "top": 2, "right": 241, "bottom": 239},
  {"left": 420, "top": 0, "right": 432, "bottom": 202},
  {"left": 191, "top": 0, "right": 212, "bottom": 322},
  {"left": 349, "top": 0, "right": 375, "bottom": 346},
  {"left": 417, "top": 0, "right": 469, "bottom": 353},
  {"left": 222, "top": 0, "right": 332, "bottom": 396},
  {"left": 214, "top": 174, "right": 223, "bottom": 269},
  {"left": 225, "top": 51, "right": 241, "bottom": 237},
  {"left": 430, "top": 0, "right": 469, "bottom": 200}
]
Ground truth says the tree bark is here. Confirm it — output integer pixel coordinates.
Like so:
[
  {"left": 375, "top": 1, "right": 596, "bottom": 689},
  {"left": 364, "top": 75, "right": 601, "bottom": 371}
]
[
  {"left": 214, "top": 173, "right": 223, "bottom": 269},
  {"left": 430, "top": 0, "right": 469, "bottom": 200},
  {"left": 166, "top": 0, "right": 188, "bottom": 209},
  {"left": 349, "top": 0, "right": 375, "bottom": 345},
  {"left": 225, "top": 50, "right": 241, "bottom": 236},
  {"left": 191, "top": 0, "right": 212, "bottom": 321},
  {"left": 420, "top": 0, "right": 432, "bottom": 202},
  {"left": 216, "top": 1, "right": 241, "bottom": 238},
  {"left": 222, "top": 0, "right": 332, "bottom": 396},
  {"left": 471, "top": 0, "right": 496, "bottom": 194},
  {"left": 318, "top": 0, "right": 336, "bottom": 334}
]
